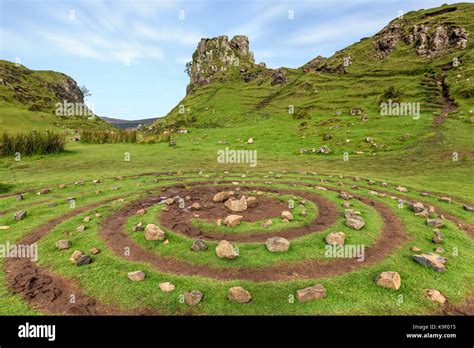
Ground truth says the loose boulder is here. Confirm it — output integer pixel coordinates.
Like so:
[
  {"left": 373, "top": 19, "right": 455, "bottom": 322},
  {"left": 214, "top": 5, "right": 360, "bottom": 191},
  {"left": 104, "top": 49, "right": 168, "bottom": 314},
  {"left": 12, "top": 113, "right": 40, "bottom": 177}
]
[
  {"left": 128, "top": 270, "right": 145, "bottom": 281},
  {"left": 426, "top": 289, "right": 446, "bottom": 304},
  {"left": 224, "top": 214, "right": 243, "bottom": 227},
  {"left": 216, "top": 240, "right": 238, "bottom": 259},
  {"left": 426, "top": 218, "right": 444, "bottom": 228},
  {"left": 281, "top": 211, "right": 294, "bottom": 221},
  {"left": 228, "top": 286, "right": 252, "bottom": 303},
  {"left": 296, "top": 284, "right": 327, "bottom": 302},
  {"left": 345, "top": 213, "right": 365, "bottom": 230},
  {"left": 191, "top": 239, "right": 208, "bottom": 252},
  {"left": 159, "top": 282, "right": 176, "bottom": 292},
  {"left": 265, "top": 237, "right": 290, "bottom": 252},
  {"left": 413, "top": 253, "right": 446, "bottom": 272},
  {"left": 246, "top": 196, "right": 257, "bottom": 208},
  {"left": 14, "top": 211, "right": 27, "bottom": 221},
  {"left": 184, "top": 290, "right": 203, "bottom": 306},
  {"left": 325, "top": 232, "right": 346, "bottom": 246},
  {"left": 213, "top": 191, "right": 235, "bottom": 202},
  {"left": 56, "top": 240, "right": 72, "bottom": 250},
  {"left": 375, "top": 271, "right": 401, "bottom": 290},
  {"left": 76, "top": 255, "right": 92, "bottom": 266},
  {"left": 224, "top": 196, "right": 248, "bottom": 212},
  {"left": 144, "top": 224, "right": 166, "bottom": 241}
]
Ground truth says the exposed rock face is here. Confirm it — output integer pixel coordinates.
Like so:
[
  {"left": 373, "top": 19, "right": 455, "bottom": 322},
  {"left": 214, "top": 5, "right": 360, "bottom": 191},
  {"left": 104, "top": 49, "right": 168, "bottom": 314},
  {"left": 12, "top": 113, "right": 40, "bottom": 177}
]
[
  {"left": 301, "top": 55, "right": 326, "bottom": 72},
  {"left": 373, "top": 19, "right": 469, "bottom": 59},
  {"left": 51, "top": 75, "right": 84, "bottom": 103},
  {"left": 188, "top": 35, "right": 255, "bottom": 89}
]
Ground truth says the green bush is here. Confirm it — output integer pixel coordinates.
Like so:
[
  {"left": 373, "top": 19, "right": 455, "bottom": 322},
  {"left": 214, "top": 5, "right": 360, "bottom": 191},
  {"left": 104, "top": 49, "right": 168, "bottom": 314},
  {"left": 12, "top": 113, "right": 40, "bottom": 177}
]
[
  {"left": 0, "top": 131, "right": 66, "bottom": 157},
  {"left": 80, "top": 130, "right": 138, "bottom": 144}
]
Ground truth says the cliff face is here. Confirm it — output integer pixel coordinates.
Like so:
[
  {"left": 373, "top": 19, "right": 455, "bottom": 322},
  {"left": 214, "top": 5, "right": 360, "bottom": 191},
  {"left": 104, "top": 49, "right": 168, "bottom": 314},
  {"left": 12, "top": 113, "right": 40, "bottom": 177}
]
[{"left": 187, "top": 35, "right": 256, "bottom": 92}]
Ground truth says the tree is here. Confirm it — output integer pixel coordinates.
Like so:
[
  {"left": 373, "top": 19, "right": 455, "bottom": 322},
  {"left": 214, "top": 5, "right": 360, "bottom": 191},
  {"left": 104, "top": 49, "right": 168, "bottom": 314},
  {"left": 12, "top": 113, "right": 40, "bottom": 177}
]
[
  {"left": 79, "top": 85, "right": 91, "bottom": 98},
  {"left": 184, "top": 61, "right": 193, "bottom": 77}
]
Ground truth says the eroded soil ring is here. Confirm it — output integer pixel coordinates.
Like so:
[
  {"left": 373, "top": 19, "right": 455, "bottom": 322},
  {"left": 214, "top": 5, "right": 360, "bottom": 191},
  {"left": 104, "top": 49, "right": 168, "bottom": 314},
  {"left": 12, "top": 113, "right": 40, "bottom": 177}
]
[
  {"left": 100, "top": 183, "right": 409, "bottom": 282},
  {"left": 4, "top": 196, "right": 159, "bottom": 315},
  {"left": 157, "top": 186, "right": 339, "bottom": 242}
]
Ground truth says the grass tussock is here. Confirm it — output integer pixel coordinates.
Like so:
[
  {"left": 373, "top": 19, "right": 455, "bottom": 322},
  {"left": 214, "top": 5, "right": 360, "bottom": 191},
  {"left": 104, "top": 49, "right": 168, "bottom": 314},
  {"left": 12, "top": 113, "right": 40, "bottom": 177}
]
[
  {"left": 80, "top": 129, "right": 138, "bottom": 144},
  {"left": 0, "top": 131, "right": 66, "bottom": 156}
]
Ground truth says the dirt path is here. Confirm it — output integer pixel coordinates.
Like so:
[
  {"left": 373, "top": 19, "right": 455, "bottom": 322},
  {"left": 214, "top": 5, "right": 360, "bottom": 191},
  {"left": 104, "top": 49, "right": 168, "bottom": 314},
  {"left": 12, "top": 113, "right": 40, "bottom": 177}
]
[
  {"left": 157, "top": 186, "right": 340, "bottom": 242},
  {"left": 4, "top": 196, "right": 158, "bottom": 315},
  {"left": 100, "top": 184, "right": 409, "bottom": 282}
]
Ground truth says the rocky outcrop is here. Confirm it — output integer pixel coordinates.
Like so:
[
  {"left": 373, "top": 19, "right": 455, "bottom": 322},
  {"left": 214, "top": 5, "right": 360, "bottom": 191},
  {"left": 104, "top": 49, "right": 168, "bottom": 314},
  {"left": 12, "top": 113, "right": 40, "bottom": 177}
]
[
  {"left": 48, "top": 74, "right": 84, "bottom": 103},
  {"left": 188, "top": 35, "right": 255, "bottom": 90},
  {"left": 373, "top": 19, "right": 469, "bottom": 59}
]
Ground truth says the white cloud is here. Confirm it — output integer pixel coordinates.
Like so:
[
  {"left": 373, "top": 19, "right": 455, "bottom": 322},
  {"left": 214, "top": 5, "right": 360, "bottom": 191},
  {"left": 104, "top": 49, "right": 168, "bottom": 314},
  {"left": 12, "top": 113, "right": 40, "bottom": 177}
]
[
  {"left": 287, "top": 13, "right": 390, "bottom": 46},
  {"left": 134, "top": 23, "right": 201, "bottom": 45}
]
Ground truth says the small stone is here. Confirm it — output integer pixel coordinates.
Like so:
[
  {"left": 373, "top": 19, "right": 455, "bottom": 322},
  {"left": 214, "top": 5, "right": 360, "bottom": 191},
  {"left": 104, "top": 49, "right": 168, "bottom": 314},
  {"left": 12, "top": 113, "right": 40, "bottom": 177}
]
[
  {"left": 0, "top": 226, "right": 10, "bottom": 230},
  {"left": 14, "top": 211, "right": 27, "bottom": 221},
  {"left": 265, "top": 237, "right": 290, "bottom": 252},
  {"left": 246, "top": 196, "right": 257, "bottom": 208},
  {"left": 345, "top": 213, "right": 365, "bottom": 230},
  {"left": 224, "top": 196, "right": 247, "bottom": 212},
  {"left": 69, "top": 250, "right": 83, "bottom": 264},
  {"left": 296, "top": 284, "right": 327, "bottom": 302},
  {"left": 376, "top": 271, "right": 401, "bottom": 290},
  {"left": 128, "top": 270, "right": 145, "bottom": 281},
  {"left": 413, "top": 253, "right": 446, "bottom": 272},
  {"left": 261, "top": 219, "right": 273, "bottom": 229},
  {"left": 339, "top": 191, "right": 352, "bottom": 200},
  {"left": 132, "top": 221, "right": 144, "bottom": 232},
  {"left": 136, "top": 208, "right": 147, "bottom": 215},
  {"left": 427, "top": 218, "right": 444, "bottom": 228},
  {"left": 435, "top": 247, "right": 445, "bottom": 253},
  {"left": 144, "top": 224, "right": 166, "bottom": 241},
  {"left": 409, "top": 202, "right": 425, "bottom": 213},
  {"left": 159, "top": 282, "right": 175, "bottom": 292},
  {"left": 216, "top": 240, "right": 238, "bottom": 259},
  {"left": 396, "top": 186, "right": 408, "bottom": 192},
  {"left": 56, "top": 240, "right": 71, "bottom": 250},
  {"left": 256, "top": 191, "right": 264, "bottom": 196},
  {"left": 342, "top": 202, "right": 351, "bottom": 208},
  {"left": 325, "top": 232, "right": 345, "bottom": 246},
  {"left": 247, "top": 138, "right": 254, "bottom": 144},
  {"left": 59, "top": 184, "right": 66, "bottom": 189},
  {"left": 432, "top": 235, "right": 443, "bottom": 244},
  {"left": 164, "top": 198, "right": 175, "bottom": 205},
  {"left": 90, "top": 247, "right": 101, "bottom": 255},
  {"left": 426, "top": 289, "right": 446, "bottom": 304},
  {"left": 224, "top": 214, "right": 243, "bottom": 227},
  {"left": 281, "top": 211, "right": 294, "bottom": 221},
  {"left": 190, "top": 203, "right": 201, "bottom": 210},
  {"left": 76, "top": 225, "right": 86, "bottom": 232},
  {"left": 191, "top": 239, "right": 208, "bottom": 252},
  {"left": 463, "top": 204, "right": 474, "bottom": 212},
  {"left": 411, "top": 246, "right": 421, "bottom": 252},
  {"left": 213, "top": 191, "right": 234, "bottom": 202},
  {"left": 16, "top": 194, "right": 24, "bottom": 201},
  {"left": 83, "top": 216, "right": 91, "bottom": 223},
  {"left": 439, "top": 197, "right": 451, "bottom": 204},
  {"left": 163, "top": 239, "right": 170, "bottom": 245},
  {"left": 40, "top": 188, "right": 50, "bottom": 194},
  {"left": 76, "top": 255, "right": 92, "bottom": 266},
  {"left": 228, "top": 286, "right": 252, "bottom": 303},
  {"left": 184, "top": 290, "right": 203, "bottom": 306},
  {"left": 216, "top": 219, "right": 222, "bottom": 226},
  {"left": 300, "top": 210, "right": 307, "bottom": 217}
]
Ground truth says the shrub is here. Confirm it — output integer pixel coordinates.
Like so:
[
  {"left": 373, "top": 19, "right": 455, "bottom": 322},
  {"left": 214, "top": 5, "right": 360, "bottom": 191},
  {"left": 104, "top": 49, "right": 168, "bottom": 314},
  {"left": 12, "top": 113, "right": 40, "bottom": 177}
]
[
  {"left": 80, "top": 130, "right": 138, "bottom": 144},
  {"left": 0, "top": 131, "right": 66, "bottom": 157}
]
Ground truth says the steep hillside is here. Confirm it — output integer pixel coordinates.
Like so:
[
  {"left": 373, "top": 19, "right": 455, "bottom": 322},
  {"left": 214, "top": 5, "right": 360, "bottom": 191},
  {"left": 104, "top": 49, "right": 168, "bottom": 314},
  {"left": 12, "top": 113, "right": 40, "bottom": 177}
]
[
  {"left": 0, "top": 60, "right": 111, "bottom": 132},
  {"left": 148, "top": 3, "right": 473, "bottom": 157}
]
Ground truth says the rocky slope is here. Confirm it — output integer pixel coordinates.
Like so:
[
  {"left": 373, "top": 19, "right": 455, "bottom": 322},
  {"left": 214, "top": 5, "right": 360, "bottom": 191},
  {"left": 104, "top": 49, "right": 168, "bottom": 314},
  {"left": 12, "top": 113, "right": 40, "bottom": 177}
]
[
  {"left": 147, "top": 2, "right": 473, "bottom": 136},
  {"left": 0, "top": 60, "right": 111, "bottom": 131}
]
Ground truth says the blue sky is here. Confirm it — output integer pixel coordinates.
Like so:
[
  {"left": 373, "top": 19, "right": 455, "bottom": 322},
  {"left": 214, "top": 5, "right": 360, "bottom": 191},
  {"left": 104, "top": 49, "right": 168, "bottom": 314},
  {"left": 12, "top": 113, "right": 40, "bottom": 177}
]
[{"left": 0, "top": 0, "right": 456, "bottom": 120}]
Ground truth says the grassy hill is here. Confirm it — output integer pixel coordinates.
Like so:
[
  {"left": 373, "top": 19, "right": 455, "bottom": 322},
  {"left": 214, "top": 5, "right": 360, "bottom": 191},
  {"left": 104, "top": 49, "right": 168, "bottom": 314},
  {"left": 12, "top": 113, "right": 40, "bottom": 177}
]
[
  {"left": 0, "top": 60, "right": 111, "bottom": 132},
  {"left": 148, "top": 3, "right": 473, "bottom": 158}
]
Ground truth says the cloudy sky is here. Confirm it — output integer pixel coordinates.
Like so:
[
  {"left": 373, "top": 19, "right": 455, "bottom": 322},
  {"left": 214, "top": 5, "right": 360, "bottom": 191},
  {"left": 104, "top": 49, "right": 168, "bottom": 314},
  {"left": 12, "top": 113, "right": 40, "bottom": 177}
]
[{"left": 0, "top": 0, "right": 453, "bottom": 120}]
